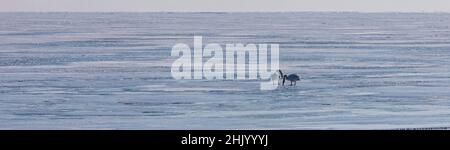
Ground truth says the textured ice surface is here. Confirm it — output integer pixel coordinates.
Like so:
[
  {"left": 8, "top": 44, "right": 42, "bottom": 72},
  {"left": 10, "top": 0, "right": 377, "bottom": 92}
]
[{"left": 1, "top": 12, "right": 450, "bottom": 129}]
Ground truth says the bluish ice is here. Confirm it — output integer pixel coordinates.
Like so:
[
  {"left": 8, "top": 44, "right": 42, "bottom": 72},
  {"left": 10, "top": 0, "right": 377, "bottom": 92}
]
[{"left": 0, "top": 12, "right": 450, "bottom": 129}]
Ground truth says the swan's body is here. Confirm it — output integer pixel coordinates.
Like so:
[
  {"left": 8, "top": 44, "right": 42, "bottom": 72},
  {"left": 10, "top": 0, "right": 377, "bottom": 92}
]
[
  {"left": 283, "top": 74, "right": 300, "bottom": 86},
  {"left": 270, "top": 70, "right": 284, "bottom": 85},
  {"left": 270, "top": 72, "right": 279, "bottom": 85}
]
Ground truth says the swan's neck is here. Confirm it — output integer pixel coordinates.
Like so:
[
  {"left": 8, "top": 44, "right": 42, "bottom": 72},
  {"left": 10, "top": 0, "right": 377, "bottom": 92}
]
[{"left": 278, "top": 70, "right": 283, "bottom": 77}]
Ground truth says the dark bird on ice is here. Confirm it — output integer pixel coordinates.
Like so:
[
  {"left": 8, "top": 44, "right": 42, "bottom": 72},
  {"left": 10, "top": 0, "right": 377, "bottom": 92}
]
[{"left": 283, "top": 74, "right": 300, "bottom": 86}]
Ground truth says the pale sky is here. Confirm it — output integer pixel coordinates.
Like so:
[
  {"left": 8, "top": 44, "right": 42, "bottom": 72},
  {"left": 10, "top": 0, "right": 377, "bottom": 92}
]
[{"left": 1, "top": 0, "right": 450, "bottom": 12}]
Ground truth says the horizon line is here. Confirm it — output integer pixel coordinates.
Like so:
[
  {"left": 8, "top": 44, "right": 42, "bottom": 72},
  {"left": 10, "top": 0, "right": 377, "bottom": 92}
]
[{"left": 1, "top": 10, "right": 450, "bottom": 13}]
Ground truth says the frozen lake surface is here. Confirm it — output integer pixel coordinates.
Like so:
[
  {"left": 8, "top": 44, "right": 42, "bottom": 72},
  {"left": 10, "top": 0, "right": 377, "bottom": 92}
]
[{"left": 1, "top": 12, "right": 450, "bottom": 129}]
